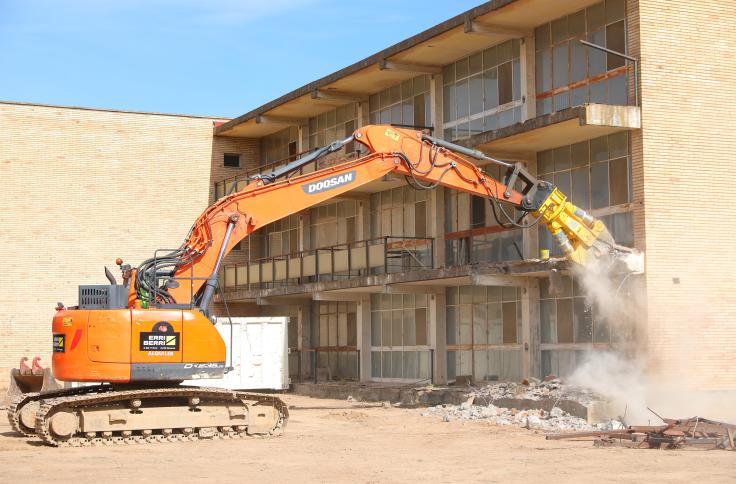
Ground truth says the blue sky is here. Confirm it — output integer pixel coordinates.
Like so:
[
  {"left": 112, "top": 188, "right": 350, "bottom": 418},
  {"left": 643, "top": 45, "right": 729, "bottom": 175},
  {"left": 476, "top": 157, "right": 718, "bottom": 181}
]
[{"left": 0, "top": 0, "right": 483, "bottom": 117}]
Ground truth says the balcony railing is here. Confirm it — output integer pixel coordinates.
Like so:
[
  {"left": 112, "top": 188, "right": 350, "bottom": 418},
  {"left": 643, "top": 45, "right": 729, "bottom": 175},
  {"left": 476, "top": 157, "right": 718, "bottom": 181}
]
[{"left": 221, "top": 236, "right": 434, "bottom": 290}]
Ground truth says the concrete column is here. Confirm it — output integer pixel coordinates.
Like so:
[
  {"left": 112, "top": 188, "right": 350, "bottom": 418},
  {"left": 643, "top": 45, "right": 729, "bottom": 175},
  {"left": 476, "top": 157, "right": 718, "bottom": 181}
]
[
  {"left": 520, "top": 35, "right": 536, "bottom": 122},
  {"left": 429, "top": 291, "right": 447, "bottom": 384},
  {"left": 356, "top": 297, "right": 372, "bottom": 382},
  {"left": 429, "top": 72, "right": 443, "bottom": 138},
  {"left": 428, "top": 188, "right": 445, "bottom": 269},
  {"left": 521, "top": 278, "right": 541, "bottom": 379}
]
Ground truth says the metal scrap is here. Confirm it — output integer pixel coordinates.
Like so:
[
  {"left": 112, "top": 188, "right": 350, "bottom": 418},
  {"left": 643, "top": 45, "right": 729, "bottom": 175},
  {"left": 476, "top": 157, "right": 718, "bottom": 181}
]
[{"left": 546, "top": 416, "right": 736, "bottom": 450}]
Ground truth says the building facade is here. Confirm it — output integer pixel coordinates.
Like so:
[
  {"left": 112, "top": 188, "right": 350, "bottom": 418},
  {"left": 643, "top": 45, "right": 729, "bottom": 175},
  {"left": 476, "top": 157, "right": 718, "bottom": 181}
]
[
  {"left": 212, "top": 0, "right": 735, "bottom": 391},
  {"left": 1, "top": 0, "right": 733, "bottom": 392}
]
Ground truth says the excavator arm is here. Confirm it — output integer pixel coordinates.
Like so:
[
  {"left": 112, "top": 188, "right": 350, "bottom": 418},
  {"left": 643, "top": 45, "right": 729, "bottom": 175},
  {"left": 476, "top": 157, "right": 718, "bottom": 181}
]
[{"left": 135, "top": 125, "right": 630, "bottom": 308}]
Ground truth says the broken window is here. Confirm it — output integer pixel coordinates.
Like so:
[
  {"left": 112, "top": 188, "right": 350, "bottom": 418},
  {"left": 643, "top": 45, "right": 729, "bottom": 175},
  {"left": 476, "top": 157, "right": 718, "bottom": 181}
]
[
  {"left": 539, "top": 272, "right": 635, "bottom": 377},
  {"left": 442, "top": 39, "right": 522, "bottom": 141},
  {"left": 446, "top": 286, "right": 522, "bottom": 382},
  {"left": 312, "top": 301, "right": 359, "bottom": 380},
  {"left": 369, "top": 294, "right": 430, "bottom": 381},
  {"left": 535, "top": 0, "right": 629, "bottom": 115}
]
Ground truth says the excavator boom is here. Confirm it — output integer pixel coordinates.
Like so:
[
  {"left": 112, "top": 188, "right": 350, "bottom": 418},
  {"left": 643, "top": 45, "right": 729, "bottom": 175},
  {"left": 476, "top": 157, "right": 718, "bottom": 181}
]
[{"left": 142, "top": 125, "right": 630, "bottom": 307}]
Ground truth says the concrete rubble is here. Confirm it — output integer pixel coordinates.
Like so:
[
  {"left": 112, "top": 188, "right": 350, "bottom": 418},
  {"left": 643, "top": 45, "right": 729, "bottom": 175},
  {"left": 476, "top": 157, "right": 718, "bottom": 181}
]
[
  {"left": 420, "top": 378, "right": 624, "bottom": 433},
  {"left": 468, "top": 378, "right": 598, "bottom": 407}
]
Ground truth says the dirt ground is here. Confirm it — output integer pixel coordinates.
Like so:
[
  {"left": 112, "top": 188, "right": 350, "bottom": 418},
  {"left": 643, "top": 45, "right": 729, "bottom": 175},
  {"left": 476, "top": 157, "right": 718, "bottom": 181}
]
[{"left": 0, "top": 394, "right": 733, "bottom": 483}]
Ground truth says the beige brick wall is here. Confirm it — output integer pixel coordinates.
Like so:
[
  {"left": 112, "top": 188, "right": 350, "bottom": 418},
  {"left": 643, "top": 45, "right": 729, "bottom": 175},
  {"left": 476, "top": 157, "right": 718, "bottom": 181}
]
[
  {"left": 0, "top": 102, "right": 224, "bottom": 385},
  {"left": 638, "top": 1, "right": 736, "bottom": 389}
]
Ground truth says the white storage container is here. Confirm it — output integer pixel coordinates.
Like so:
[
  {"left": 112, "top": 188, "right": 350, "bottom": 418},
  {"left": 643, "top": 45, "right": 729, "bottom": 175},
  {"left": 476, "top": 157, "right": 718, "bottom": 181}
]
[{"left": 185, "top": 316, "right": 289, "bottom": 391}]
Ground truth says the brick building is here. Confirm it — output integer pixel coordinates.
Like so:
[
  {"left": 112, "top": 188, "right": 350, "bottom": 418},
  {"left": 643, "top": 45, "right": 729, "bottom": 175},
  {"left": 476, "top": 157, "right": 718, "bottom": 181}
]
[{"left": 1, "top": 0, "right": 734, "bottom": 391}]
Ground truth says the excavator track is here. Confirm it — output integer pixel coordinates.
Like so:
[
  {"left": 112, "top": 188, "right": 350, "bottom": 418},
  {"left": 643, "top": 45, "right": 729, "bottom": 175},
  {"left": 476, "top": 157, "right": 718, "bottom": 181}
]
[
  {"left": 34, "top": 386, "right": 288, "bottom": 447},
  {"left": 7, "top": 385, "right": 115, "bottom": 437},
  {"left": 7, "top": 393, "right": 40, "bottom": 436}
]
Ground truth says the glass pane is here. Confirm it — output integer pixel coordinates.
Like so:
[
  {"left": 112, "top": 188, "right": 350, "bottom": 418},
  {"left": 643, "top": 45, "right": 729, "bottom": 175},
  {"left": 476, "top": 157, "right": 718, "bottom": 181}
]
[
  {"left": 502, "top": 302, "right": 517, "bottom": 344},
  {"left": 551, "top": 17, "right": 568, "bottom": 44},
  {"left": 473, "top": 303, "right": 487, "bottom": 345},
  {"left": 536, "top": 49, "right": 552, "bottom": 93},
  {"left": 535, "top": 24, "right": 551, "bottom": 50},
  {"left": 401, "top": 79, "right": 413, "bottom": 100},
  {"left": 469, "top": 52, "right": 482, "bottom": 75},
  {"left": 606, "top": 21, "right": 626, "bottom": 70},
  {"left": 591, "top": 161, "right": 610, "bottom": 208},
  {"left": 413, "top": 95, "right": 425, "bottom": 127},
  {"left": 553, "top": 43, "right": 569, "bottom": 89},
  {"left": 443, "top": 84, "right": 455, "bottom": 122},
  {"left": 446, "top": 305, "right": 457, "bottom": 345},
  {"left": 469, "top": 74, "right": 483, "bottom": 116},
  {"left": 570, "top": 38, "right": 587, "bottom": 83},
  {"left": 459, "top": 305, "right": 472, "bottom": 344},
  {"left": 570, "top": 86, "right": 587, "bottom": 107},
  {"left": 571, "top": 167, "right": 590, "bottom": 209},
  {"left": 456, "top": 79, "right": 469, "bottom": 119},
  {"left": 483, "top": 45, "right": 498, "bottom": 69},
  {"left": 540, "top": 299, "right": 557, "bottom": 344},
  {"left": 554, "top": 145, "right": 571, "bottom": 171},
  {"left": 588, "top": 29, "right": 606, "bottom": 76},
  {"left": 498, "top": 62, "right": 513, "bottom": 105},
  {"left": 371, "top": 311, "right": 381, "bottom": 346},
  {"left": 608, "top": 75, "right": 628, "bottom": 104},
  {"left": 587, "top": 3, "right": 605, "bottom": 30},
  {"left": 442, "top": 63, "right": 454, "bottom": 84},
  {"left": 609, "top": 131, "right": 628, "bottom": 158},
  {"left": 484, "top": 67, "right": 499, "bottom": 109},
  {"left": 512, "top": 58, "right": 520, "bottom": 101},
  {"left": 402, "top": 100, "right": 413, "bottom": 125},
  {"left": 606, "top": 0, "right": 626, "bottom": 23},
  {"left": 589, "top": 79, "right": 606, "bottom": 104},
  {"left": 498, "top": 40, "right": 512, "bottom": 64},
  {"left": 556, "top": 299, "right": 574, "bottom": 343},
  {"left": 569, "top": 10, "right": 586, "bottom": 37},
  {"left": 573, "top": 297, "right": 593, "bottom": 343},
  {"left": 554, "top": 171, "right": 571, "bottom": 200},
  {"left": 537, "top": 150, "right": 554, "bottom": 174},
  {"left": 456, "top": 57, "right": 469, "bottom": 79},
  {"left": 609, "top": 156, "right": 629, "bottom": 205},
  {"left": 381, "top": 311, "right": 392, "bottom": 347},
  {"left": 591, "top": 135, "right": 608, "bottom": 161}
]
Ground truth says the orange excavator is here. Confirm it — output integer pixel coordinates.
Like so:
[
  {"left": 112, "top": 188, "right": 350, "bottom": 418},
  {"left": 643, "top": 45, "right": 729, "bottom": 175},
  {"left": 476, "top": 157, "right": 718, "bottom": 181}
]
[{"left": 8, "top": 125, "right": 634, "bottom": 446}]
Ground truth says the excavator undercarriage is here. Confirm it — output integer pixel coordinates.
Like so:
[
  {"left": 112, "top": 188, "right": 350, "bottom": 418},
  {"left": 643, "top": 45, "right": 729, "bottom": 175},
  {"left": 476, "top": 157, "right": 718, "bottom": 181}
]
[{"left": 9, "top": 385, "right": 287, "bottom": 446}]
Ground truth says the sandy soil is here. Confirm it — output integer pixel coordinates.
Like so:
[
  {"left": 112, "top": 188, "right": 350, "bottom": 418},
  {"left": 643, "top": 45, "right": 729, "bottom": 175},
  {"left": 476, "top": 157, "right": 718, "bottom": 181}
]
[{"left": 0, "top": 394, "right": 732, "bottom": 483}]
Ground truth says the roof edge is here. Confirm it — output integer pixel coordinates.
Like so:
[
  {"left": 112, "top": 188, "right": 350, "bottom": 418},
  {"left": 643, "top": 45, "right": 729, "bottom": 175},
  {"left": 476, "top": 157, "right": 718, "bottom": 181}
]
[
  {"left": 0, "top": 100, "right": 230, "bottom": 121},
  {"left": 215, "top": 0, "right": 517, "bottom": 135}
]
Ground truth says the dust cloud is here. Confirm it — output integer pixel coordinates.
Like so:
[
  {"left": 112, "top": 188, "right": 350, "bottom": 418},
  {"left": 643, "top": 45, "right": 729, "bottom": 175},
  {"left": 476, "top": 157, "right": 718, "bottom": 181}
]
[{"left": 567, "top": 255, "right": 736, "bottom": 425}]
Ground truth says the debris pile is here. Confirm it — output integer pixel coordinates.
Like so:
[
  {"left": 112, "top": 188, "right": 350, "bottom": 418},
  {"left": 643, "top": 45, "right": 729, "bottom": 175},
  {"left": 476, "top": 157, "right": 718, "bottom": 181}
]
[
  {"left": 422, "top": 401, "right": 597, "bottom": 431},
  {"left": 468, "top": 377, "right": 598, "bottom": 407},
  {"left": 547, "top": 416, "right": 736, "bottom": 450}
]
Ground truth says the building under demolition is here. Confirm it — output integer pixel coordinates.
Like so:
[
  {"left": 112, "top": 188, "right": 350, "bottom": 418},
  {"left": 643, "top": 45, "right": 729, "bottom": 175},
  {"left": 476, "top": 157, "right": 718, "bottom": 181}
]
[{"left": 1, "top": 0, "right": 734, "bottom": 393}]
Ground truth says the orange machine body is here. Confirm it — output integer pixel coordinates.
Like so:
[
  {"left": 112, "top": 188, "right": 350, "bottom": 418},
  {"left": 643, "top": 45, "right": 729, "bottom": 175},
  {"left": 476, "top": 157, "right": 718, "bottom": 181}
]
[{"left": 52, "top": 308, "right": 226, "bottom": 383}]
